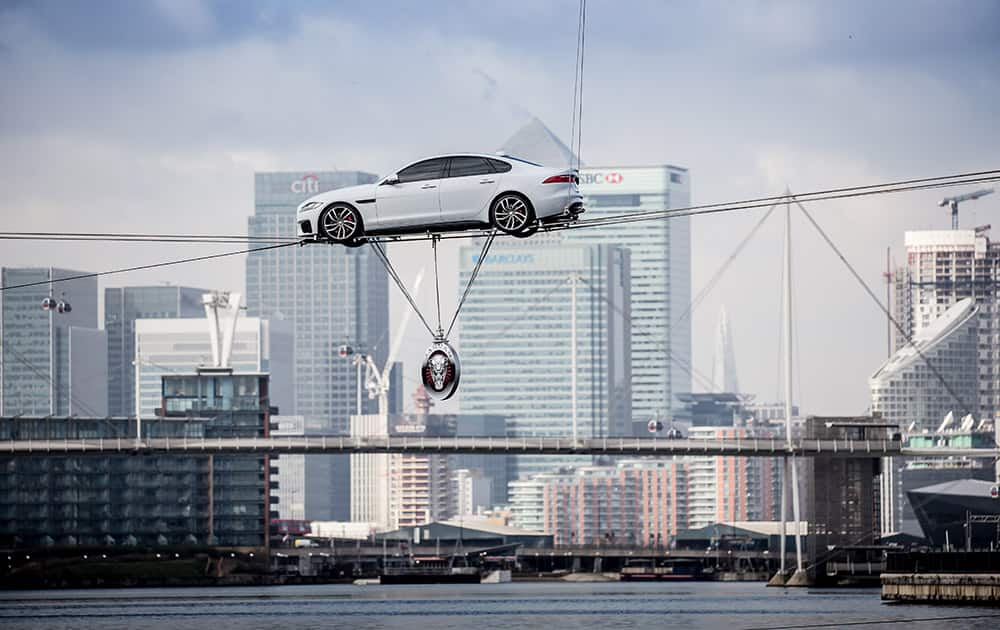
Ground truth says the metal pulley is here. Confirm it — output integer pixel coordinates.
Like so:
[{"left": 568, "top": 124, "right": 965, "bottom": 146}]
[{"left": 420, "top": 339, "right": 461, "bottom": 401}]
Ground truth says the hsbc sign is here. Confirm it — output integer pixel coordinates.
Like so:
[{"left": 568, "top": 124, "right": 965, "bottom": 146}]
[
  {"left": 578, "top": 167, "right": 681, "bottom": 195},
  {"left": 290, "top": 173, "right": 320, "bottom": 194},
  {"left": 580, "top": 171, "right": 625, "bottom": 185}
]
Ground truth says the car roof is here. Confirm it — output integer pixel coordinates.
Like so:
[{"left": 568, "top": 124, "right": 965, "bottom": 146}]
[{"left": 403, "top": 153, "right": 544, "bottom": 167}]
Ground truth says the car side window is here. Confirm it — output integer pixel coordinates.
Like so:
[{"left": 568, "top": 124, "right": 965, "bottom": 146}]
[
  {"left": 487, "top": 158, "right": 513, "bottom": 173},
  {"left": 397, "top": 159, "right": 446, "bottom": 183},
  {"left": 447, "top": 157, "right": 494, "bottom": 178}
]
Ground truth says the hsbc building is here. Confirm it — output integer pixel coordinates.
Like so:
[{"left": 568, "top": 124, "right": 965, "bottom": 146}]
[{"left": 570, "top": 165, "right": 691, "bottom": 426}]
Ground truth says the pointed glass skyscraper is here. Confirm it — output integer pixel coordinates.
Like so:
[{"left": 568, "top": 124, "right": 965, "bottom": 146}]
[{"left": 712, "top": 306, "right": 739, "bottom": 394}]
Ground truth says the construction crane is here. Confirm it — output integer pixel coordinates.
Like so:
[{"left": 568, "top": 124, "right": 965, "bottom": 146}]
[
  {"left": 939, "top": 188, "right": 994, "bottom": 229},
  {"left": 339, "top": 270, "right": 424, "bottom": 416}
]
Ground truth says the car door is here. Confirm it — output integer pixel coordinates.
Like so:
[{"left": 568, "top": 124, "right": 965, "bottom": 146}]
[
  {"left": 374, "top": 158, "right": 446, "bottom": 229},
  {"left": 437, "top": 156, "right": 500, "bottom": 223}
]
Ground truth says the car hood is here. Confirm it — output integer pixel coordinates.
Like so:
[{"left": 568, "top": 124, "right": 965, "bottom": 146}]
[{"left": 300, "top": 183, "right": 378, "bottom": 210}]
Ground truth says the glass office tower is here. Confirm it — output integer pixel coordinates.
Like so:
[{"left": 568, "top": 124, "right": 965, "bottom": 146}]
[
  {"left": 1, "top": 267, "right": 104, "bottom": 417},
  {"left": 457, "top": 239, "right": 631, "bottom": 479},
  {"left": 105, "top": 286, "right": 208, "bottom": 417},
  {"left": 567, "top": 166, "right": 691, "bottom": 425},
  {"left": 247, "top": 172, "right": 390, "bottom": 433}
]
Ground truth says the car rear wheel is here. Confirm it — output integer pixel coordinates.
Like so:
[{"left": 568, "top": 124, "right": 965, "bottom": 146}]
[
  {"left": 490, "top": 193, "right": 536, "bottom": 237},
  {"left": 319, "top": 203, "right": 363, "bottom": 243}
]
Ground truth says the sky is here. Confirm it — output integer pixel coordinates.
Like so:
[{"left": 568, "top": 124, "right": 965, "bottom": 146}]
[{"left": 1, "top": 0, "right": 998, "bottom": 417}]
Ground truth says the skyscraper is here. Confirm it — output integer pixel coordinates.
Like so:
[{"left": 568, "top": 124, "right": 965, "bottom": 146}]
[
  {"left": 247, "top": 171, "right": 389, "bottom": 432},
  {"left": 1, "top": 267, "right": 105, "bottom": 417},
  {"left": 871, "top": 298, "right": 980, "bottom": 432},
  {"left": 500, "top": 119, "right": 692, "bottom": 425},
  {"left": 105, "top": 285, "right": 208, "bottom": 417},
  {"left": 712, "top": 306, "right": 739, "bottom": 394},
  {"left": 892, "top": 228, "right": 1000, "bottom": 423},
  {"left": 458, "top": 239, "right": 631, "bottom": 479}
]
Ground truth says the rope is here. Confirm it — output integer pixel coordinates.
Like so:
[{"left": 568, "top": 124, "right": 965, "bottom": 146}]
[
  {"left": 367, "top": 240, "right": 436, "bottom": 338},
  {"left": 446, "top": 231, "right": 497, "bottom": 340}
]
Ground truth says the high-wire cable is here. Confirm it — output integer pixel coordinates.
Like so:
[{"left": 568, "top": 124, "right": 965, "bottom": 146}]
[
  {"left": 0, "top": 230, "right": 294, "bottom": 242},
  {"left": 0, "top": 235, "right": 295, "bottom": 244},
  {"left": 3, "top": 170, "right": 998, "bottom": 292},
  {"left": 0, "top": 242, "right": 298, "bottom": 292}
]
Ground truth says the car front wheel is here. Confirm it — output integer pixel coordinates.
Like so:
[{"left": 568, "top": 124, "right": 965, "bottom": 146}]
[
  {"left": 490, "top": 193, "right": 536, "bottom": 237},
  {"left": 319, "top": 203, "right": 363, "bottom": 244}
]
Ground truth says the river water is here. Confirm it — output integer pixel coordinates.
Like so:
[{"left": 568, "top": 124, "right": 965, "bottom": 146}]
[{"left": 1, "top": 582, "right": 998, "bottom": 629}]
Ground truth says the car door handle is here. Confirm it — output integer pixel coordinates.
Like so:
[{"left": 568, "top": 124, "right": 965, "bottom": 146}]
[
  {"left": 421, "top": 184, "right": 437, "bottom": 189},
  {"left": 479, "top": 179, "right": 495, "bottom": 184}
]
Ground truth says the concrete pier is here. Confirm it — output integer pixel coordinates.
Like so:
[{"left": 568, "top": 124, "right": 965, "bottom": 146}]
[{"left": 882, "top": 573, "right": 1000, "bottom": 604}]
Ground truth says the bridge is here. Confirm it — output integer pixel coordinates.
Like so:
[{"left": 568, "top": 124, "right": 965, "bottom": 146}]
[{"left": 3, "top": 434, "right": 997, "bottom": 459}]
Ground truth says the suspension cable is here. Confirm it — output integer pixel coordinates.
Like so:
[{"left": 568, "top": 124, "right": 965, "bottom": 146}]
[
  {"left": 576, "top": 275, "right": 716, "bottom": 394},
  {"left": 367, "top": 240, "right": 436, "bottom": 338},
  {"left": 674, "top": 201, "right": 779, "bottom": 326},
  {"left": 793, "top": 196, "right": 975, "bottom": 418},
  {"left": 446, "top": 231, "right": 497, "bottom": 340},
  {"left": 431, "top": 235, "right": 444, "bottom": 338}
]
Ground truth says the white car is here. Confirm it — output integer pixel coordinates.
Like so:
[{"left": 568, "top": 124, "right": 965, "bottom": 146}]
[{"left": 296, "top": 154, "right": 584, "bottom": 244}]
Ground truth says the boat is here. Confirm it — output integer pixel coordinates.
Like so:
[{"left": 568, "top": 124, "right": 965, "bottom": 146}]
[
  {"left": 378, "top": 555, "right": 482, "bottom": 585},
  {"left": 619, "top": 558, "right": 712, "bottom": 581}
]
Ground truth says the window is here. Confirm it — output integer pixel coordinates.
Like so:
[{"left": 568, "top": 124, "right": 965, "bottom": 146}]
[
  {"left": 448, "top": 156, "right": 494, "bottom": 178},
  {"left": 396, "top": 159, "right": 446, "bottom": 183},
  {"left": 487, "top": 158, "right": 513, "bottom": 173}
]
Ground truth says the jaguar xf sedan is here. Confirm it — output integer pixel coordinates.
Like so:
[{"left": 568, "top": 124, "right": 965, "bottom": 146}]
[{"left": 296, "top": 154, "right": 584, "bottom": 243}]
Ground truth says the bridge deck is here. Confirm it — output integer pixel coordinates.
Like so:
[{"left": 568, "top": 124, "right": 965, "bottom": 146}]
[{"left": 2, "top": 435, "right": 996, "bottom": 458}]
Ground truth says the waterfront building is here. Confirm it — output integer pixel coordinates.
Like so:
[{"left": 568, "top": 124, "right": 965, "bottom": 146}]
[
  {"left": 892, "top": 229, "right": 1000, "bottom": 424},
  {"left": 888, "top": 419, "right": 996, "bottom": 536},
  {"left": 350, "top": 412, "right": 507, "bottom": 530},
  {"left": 0, "top": 369, "right": 273, "bottom": 549},
  {"left": 508, "top": 470, "right": 573, "bottom": 533},
  {"left": 457, "top": 240, "right": 631, "bottom": 479},
  {"left": 134, "top": 315, "right": 293, "bottom": 419},
  {"left": 907, "top": 479, "right": 1000, "bottom": 548},
  {"left": 501, "top": 120, "right": 692, "bottom": 424},
  {"left": 1, "top": 267, "right": 105, "bottom": 417},
  {"left": 543, "top": 459, "right": 688, "bottom": 547},
  {"left": 247, "top": 171, "right": 388, "bottom": 434},
  {"left": 686, "top": 425, "right": 779, "bottom": 529},
  {"left": 871, "top": 298, "right": 980, "bottom": 432},
  {"left": 104, "top": 285, "right": 208, "bottom": 416}
]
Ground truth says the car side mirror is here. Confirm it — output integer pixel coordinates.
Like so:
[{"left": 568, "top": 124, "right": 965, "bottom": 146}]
[{"left": 383, "top": 174, "right": 400, "bottom": 185}]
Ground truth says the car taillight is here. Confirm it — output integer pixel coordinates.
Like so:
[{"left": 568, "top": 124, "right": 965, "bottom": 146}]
[{"left": 543, "top": 174, "right": 578, "bottom": 184}]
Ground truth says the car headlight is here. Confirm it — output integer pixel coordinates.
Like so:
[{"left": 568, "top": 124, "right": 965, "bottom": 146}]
[{"left": 298, "top": 201, "right": 324, "bottom": 213}]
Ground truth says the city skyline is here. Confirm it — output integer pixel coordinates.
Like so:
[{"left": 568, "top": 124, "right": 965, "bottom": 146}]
[{"left": 2, "top": 2, "right": 998, "bottom": 417}]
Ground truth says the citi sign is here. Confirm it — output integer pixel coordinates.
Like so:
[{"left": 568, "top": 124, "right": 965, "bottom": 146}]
[
  {"left": 290, "top": 173, "right": 320, "bottom": 194},
  {"left": 580, "top": 172, "right": 624, "bottom": 185}
]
